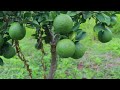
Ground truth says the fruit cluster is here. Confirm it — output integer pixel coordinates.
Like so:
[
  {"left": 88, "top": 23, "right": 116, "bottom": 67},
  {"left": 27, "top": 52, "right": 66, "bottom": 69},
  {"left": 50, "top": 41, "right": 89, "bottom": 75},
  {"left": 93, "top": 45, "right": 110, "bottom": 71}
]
[
  {"left": 0, "top": 22, "right": 26, "bottom": 65},
  {"left": 53, "top": 14, "right": 86, "bottom": 59}
]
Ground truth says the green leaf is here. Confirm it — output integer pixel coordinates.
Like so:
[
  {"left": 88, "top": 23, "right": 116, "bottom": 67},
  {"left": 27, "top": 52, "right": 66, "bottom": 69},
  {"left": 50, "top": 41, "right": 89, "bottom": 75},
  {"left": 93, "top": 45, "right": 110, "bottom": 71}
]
[
  {"left": 76, "top": 31, "right": 86, "bottom": 41},
  {"left": 76, "top": 29, "right": 83, "bottom": 33},
  {"left": 0, "top": 22, "right": 3, "bottom": 27},
  {"left": 30, "top": 20, "right": 40, "bottom": 28},
  {"left": 33, "top": 20, "right": 39, "bottom": 25},
  {"left": 69, "top": 31, "right": 77, "bottom": 41},
  {"left": 72, "top": 22, "right": 80, "bottom": 31},
  {"left": 96, "top": 13, "right": 111, "bottom": 25},
  {"left": 0, "top": 11, "right": 4, "bottom": 17},
  {"left": 48, "top": 11, "right": 57, "bottom": 21},
  {"left": 24, "top": 12, "right": 32, "bottom": 18},
  {"left": 42, "top": 13, "right": 49, "bottom": 20},
  {"left": 83, "top": 11, "right": 92, "bottom": 19},
  {"left": 67, "top": 11, "right": 77, "bottom": 16},
  {"left": 80, "top": 17, "right": 86, "bottom": 23},
  {"left": 38, "top": 16, "right": 44, "bottom": 23},
  {"left": 93, "top": 23, "right": 105, "bottom": 32},
  {"left": 60, "top": 35, "right": 68, "bottom": 39}
]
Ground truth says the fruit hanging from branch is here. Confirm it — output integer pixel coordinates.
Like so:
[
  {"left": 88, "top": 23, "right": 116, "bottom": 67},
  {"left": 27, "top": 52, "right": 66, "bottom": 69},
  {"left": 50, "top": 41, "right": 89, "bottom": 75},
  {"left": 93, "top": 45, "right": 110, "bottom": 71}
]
[
  {"left": 53, "top": 14, "right": 73, "bottom": 34},
  {"left": 2, "top": 45, "right": 16, "bottom": 59},
  {"left": 72, "top": 42, "right": 86, "bottom": 59},
  {"left": 9, "top": 22, "right": 26, "bottom": 40},
  {"left": 56, "top": 39, "right": 75, "bottom": 58},
  {"left": 0, "top": 11, "right": 119, "bottom": 79},
  {"left": 98, "top": 27, "right": 112, "bottom": 43}
]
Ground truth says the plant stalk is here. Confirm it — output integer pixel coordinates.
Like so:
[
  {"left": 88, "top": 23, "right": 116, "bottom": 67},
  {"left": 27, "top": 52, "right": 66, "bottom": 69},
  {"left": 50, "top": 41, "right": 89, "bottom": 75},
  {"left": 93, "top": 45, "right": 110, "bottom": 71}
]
[{"left": 48, "top": 40, "right": 57, "bottom": 79}]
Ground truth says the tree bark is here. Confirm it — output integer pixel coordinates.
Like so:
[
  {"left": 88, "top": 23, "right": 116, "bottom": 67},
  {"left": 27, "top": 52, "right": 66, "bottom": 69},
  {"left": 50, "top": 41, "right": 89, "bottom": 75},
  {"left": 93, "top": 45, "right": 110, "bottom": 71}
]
[{"left": 48, "top": 40, "right": 57, "bottom": 79}]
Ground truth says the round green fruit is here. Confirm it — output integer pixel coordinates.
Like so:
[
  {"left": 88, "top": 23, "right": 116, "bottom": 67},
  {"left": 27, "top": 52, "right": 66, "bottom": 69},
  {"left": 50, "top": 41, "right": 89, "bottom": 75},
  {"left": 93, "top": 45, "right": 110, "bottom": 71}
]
[
  {"left": 56, "top": 39, "right": 75, "bottom": 58},
  {"left": 98, "top": 28, "right": 112, "bottom": 43},
  {"left": 9, "top": 22, "right": 26, "bottom": 40},
  {"left": 0, "top": 42, "right": 11, "bottom": 56},
  {"left": 53, "top": 14, "right": 73, "bottom": 34},
  {"left": 72, "top": 42, "right": 86, "bottom": 59},
  {"left": 3, "top": 46, "right": 16, "bottom": 59},
  {"left": 0, "top": 35, "right": 4, "bottom": 48}
]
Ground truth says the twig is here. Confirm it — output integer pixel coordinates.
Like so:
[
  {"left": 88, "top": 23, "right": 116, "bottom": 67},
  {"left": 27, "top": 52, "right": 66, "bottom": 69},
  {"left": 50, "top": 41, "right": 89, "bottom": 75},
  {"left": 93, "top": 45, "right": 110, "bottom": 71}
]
[
  {"left": 37, "top": 28, "right": 46, "bottom": 79},
  {"left": 40, "top": 53, "right": 46, "bottom": 79}
]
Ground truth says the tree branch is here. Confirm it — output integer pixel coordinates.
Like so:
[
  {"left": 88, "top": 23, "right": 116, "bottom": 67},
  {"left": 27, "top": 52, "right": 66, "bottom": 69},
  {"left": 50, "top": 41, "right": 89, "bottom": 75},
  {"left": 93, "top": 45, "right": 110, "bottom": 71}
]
[
  {"left": 48, "top": 38, "right": 57, "bottom": 79},
  {"left": 47, "top": 24, "right": 58, "bottom": 79},
  {"left": 15, "top": 40, "right": 32, "bottom": 79},
  {"left": 37, "top": 28, "right": 46, "bottom": 79}
]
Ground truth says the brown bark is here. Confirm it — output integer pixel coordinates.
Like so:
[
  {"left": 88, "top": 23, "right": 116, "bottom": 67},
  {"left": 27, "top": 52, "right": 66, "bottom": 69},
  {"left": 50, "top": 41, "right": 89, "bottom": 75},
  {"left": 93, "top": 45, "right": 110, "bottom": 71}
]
[
  {"left": 48, "top": 41, "right": 57, "bottom": 79},
  {"left": 15, "top": 40, "right": 32, "bottom": 79}
]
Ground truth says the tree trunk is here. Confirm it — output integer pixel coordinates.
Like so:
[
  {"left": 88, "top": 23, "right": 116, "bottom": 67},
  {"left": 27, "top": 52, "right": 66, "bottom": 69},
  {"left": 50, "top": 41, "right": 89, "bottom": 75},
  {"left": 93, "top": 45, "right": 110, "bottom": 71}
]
[{"left": 48, "top": 41, "right": 57, "bottom": 79}]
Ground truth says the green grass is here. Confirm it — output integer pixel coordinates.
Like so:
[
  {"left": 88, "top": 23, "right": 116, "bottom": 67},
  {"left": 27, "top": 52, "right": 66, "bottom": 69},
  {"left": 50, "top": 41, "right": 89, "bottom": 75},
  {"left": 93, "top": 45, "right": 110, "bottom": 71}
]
[{"left": 1, "top": 15, "right": 120, "bottom": 79}]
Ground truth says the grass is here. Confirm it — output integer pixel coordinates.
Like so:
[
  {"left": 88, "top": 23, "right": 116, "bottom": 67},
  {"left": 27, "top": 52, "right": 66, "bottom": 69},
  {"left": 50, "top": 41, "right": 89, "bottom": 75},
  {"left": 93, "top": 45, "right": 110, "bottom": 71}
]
[{"left": 1, "top": 16, "right": 120, "bottom": 79}]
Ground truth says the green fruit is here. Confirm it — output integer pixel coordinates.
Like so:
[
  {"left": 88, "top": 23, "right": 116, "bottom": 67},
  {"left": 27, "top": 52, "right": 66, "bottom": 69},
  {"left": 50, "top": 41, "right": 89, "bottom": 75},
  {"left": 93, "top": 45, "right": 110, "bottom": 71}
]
[
  {"left": 110, "top": 15, "right": 117, "bottom": 26},
  {"left": 98, "top": 28, "right": 112, "bottom": 43},
  {"left": 56, "top": 39, "right": 75, "bottom": 58},
  {"left": 0, "top": 42, "right": 11, "bottom": 56},
  {"left": 53, "top": 14, "right": 73, "bottom": 34},
  {"left": 0, "top": 58, "right": 4, "bottom": 66},
  {"left": 0, "top": 35, "right": 4, "bottom": 48},
  {"left": 9, "top": 22, "right": 26, "bottom": 40},
  {"left": 3, "top": 46, "right": 16, "bottom": 59},
  {"left": 72, "top": 42, "right": 86, "bottom": 59}
]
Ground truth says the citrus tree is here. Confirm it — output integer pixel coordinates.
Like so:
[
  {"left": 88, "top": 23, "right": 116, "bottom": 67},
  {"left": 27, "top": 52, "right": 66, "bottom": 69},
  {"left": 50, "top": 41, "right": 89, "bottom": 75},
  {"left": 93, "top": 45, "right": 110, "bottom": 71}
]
[{"left": 0, "top": 11, "right": 119, "bottom": 79}]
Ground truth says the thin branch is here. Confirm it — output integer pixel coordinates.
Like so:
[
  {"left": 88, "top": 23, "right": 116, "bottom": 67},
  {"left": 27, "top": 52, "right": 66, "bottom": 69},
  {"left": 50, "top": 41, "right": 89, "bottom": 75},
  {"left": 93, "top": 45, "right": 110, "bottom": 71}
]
[
  {"left": 15, "top": 40, "right": 32, "bottom": 79},
  {"left": 40, "top": 53, "right": 46, "bottom": 79},
  {"left": 37, "top": 27, "right": 46, "bottom": 79}
]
